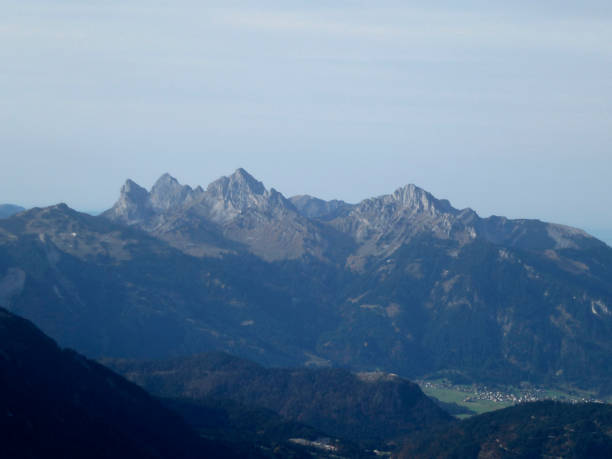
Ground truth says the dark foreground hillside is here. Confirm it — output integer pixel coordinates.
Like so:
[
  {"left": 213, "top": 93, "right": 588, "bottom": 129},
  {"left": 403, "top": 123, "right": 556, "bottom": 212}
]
[
  {"left": 398, "top": 401, "right": 612, "bottom": 458},
  {"left": 160, "top": 397, "right": 369, "bottom": 458},
  {"left": 106, "top": 352, "right": 453, "bottom": 448},
  {"left": 0, "top": 307, "right": 377, "bottom": 458},
  {"left": 0, "top": 307, "right": 248, "bottom": 459}
]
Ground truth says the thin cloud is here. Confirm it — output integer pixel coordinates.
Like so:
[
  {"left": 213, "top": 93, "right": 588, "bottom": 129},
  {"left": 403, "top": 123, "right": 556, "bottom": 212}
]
[
  {"left": 214, "top": 7, "right": 612, "bottom": 56},
  {"left": 215, "top": 10, "right": 400, "bottom": 40}
]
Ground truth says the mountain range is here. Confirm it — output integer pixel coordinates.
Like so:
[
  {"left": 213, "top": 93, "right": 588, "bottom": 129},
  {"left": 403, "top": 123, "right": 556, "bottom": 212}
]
[{"left": 1, "top": 169, "right": 612, "bottom": 389}]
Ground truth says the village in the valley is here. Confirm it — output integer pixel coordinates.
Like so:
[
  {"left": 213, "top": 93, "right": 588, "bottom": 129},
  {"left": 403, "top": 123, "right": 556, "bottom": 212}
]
[{"left": 418, "top": 379, "right": 606, "bottom": 408}]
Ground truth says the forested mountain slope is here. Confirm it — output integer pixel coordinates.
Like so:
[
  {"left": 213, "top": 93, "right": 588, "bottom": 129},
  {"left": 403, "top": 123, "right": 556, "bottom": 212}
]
[{"left": 107, "top": 352, "right": 452, "bottom": 448}]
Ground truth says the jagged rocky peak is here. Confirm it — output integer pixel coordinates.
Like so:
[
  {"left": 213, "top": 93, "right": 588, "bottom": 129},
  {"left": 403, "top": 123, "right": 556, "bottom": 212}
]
[
  {"left": 389, "top": 184, "right": 454, "bottom": 215},
  {"left": 207, "top": 168, "right": 266, "bottom": 198},
  {"left": 149, "top": 173, "right": 196, "bottom": 211},
  {"left": 151, "top": 172, "right": 181, "bottom": 193},
  {"left": 103, "top": 169, "right": 298, "bottom": 229},
  {"left": 104, "top": 174, "right": 204, "bottom": 224},
  {"left": 267, "top": 187, "right": 289, "bottom": 204},
  {"left": 121, "top": 179, "right": 149, "bottom": 202},
  {"left": 231, "top": 168, "right": 266, "bottom": 194},
  {"left": 345, "top": 184, "right": 458, "bottom": 227},
  {"left": 204, "top": 168, "right": 285, "bottom": 216},
  {"left": 102, "top": 178, "right": 153, "bottom": 224},
  {"left": 327, "top": 183, "right": 481, "bottom": 255}
]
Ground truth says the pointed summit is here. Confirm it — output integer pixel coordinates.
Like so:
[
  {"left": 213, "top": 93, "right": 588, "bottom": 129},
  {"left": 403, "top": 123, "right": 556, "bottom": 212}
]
[
  {"left": 206, "top": 168, "right": 267, "bottom": 209},
  {"left": 227, "top": 168, "right": 266, "bottom": 195},
  {"left": 195, "top": 168, "right": 304, "bottom": 232},
  {"left": 391, "top": 184, "right": 453, "bottom": 215},
  {"left": 121, "top": 179, "right": 149, "bottom": 199},
  {"left": 118, "top": 179, "right": 150, "bottom": 209},
  {"left": 149, "top": 173, "right": 194, "bottom": 211},
  {"left": 233, "top": 167, "right": 251, "bottom": 177},
  {"left": 102, "top": 178, "right": 152, "bottom": 225},
  {"left": 153, "top": 172, "right": 179, "bottom": 186}
]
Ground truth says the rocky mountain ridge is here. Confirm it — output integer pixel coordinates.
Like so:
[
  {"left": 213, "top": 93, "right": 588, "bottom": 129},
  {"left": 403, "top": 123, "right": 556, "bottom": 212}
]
[
  {"left": 289, "top": 195, "right": 353, "bottom": 220},
  {"left": 103, "top": 169, "right": 339, "bottom": 261},
  {"left": 2, "top": 169, "right": 612, "bottom": 389},
  {"left": 103, "top": 169, "right": 603, "bottom": 266}
]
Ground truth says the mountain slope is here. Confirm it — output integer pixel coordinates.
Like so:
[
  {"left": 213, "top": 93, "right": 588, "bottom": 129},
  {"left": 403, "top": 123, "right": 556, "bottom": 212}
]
[
  {"left": 0, "top": 204, "right": 346, "bottom": 363},
  {"left": 106, "top": 352, "right": 453, "bottom": 448},
  {"left": 2, "top": 170, "right": 612, "bottom": 389},
  {"left": 0, "top": 204, "right": 25, "bottom": 219},
  {"left": 398, "top": 401, "right": 612, "bottom": 458},
  {"left": 161, "top": 397, "right": 365, "bottom": 458},
  {"left": 0, "top": 307, "right": 241, "bottom": 459},
  {"left": 320, "top": 233, "right": 612, "bottom": 386}
]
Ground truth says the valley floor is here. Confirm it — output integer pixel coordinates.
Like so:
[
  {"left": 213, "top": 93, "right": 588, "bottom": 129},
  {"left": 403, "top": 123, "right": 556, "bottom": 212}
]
[{"left": 418, "top": 379, "right": 609, "bottom": 418}]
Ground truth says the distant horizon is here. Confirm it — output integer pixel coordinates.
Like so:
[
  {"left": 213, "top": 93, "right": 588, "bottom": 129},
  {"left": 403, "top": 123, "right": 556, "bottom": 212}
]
[
  {"left": 3, "top": 167, "right": 612, "bottom": 247},
  {"left": 3, "top": 2, "right": 611, "bottom": 244}
]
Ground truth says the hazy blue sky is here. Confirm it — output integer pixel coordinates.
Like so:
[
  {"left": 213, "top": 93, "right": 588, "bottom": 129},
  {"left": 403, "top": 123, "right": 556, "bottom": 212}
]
[{"left": 2, "top": 1, "right": 611, "bottom": 242}]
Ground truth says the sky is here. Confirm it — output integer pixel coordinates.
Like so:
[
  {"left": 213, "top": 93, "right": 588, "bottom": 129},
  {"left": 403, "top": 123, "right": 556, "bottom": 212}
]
[{"left": 1, "top": 1, "right": 612, "bottom": 243}]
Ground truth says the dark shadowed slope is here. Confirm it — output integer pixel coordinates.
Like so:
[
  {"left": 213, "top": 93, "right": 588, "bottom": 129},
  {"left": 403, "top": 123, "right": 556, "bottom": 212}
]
[
  {"left": 0, "top": 307, "right": 247, "bottom": 459},
  {"left": 160, "top": 397, "right": 368, "bottom": 458},
  {"left": 106, "top": 352, "right": 453, "bottom": 448},
  {"left": 398, "top": 401, "right": 612, "bottom": 459}
]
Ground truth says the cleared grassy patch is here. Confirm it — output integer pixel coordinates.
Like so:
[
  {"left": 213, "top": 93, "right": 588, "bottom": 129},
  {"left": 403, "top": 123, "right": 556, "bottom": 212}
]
[
  {"left": 420, "top": 380, "right": 610, "bottom": 419},
  {"left": 421, "top": 385, "right": 512, "bottom": 416}
]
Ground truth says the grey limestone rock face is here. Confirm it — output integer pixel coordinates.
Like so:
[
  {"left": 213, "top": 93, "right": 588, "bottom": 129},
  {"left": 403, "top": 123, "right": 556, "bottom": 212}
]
[
  {"left": 102, "top": 169, "right": 605, "bottom": 264},
  {"left": 327, "top": 182, "right": 602, "bottom": 264},
  {"left": 328, "top": 184, "right": 480, "bottom": 263},
  {"left": 149, "top": 173, "right": 202, "bottom": 212},
  {"left": 289, "top": 195, "right": 353, "bottom": 220},
  {"left": 103, "top": 169, "right": 337, "bottom": 261},
  {"left": 199, "top": 168, "right": 291, "bottom": 224},
  {"left": 102, "top": 179, "right": 153, "bottom": 225},
  {"left": 103, "top": 173, "right": 203, "bottom": 225}
]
